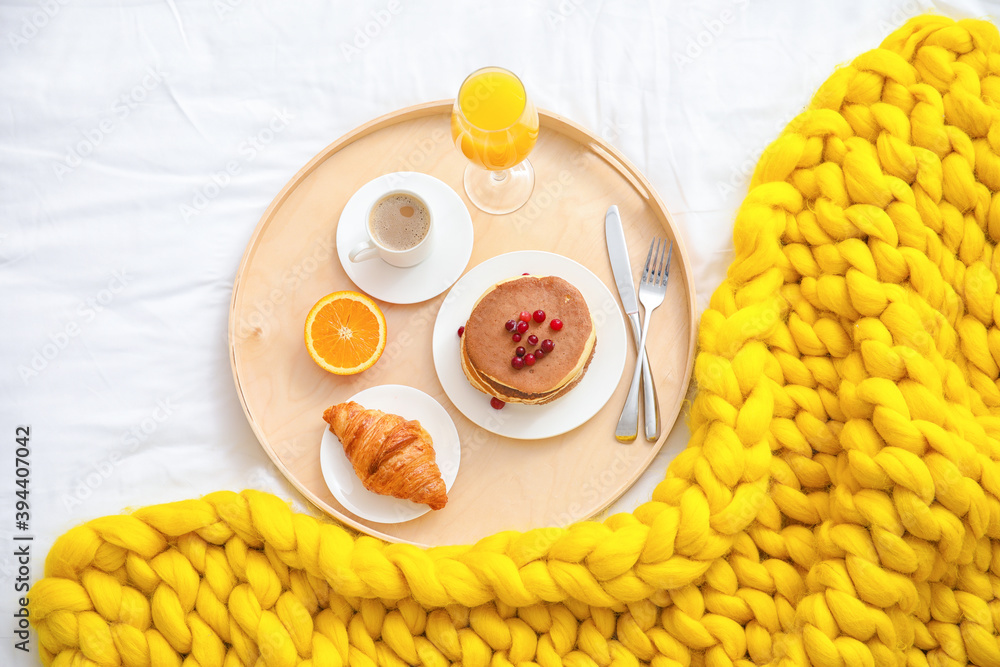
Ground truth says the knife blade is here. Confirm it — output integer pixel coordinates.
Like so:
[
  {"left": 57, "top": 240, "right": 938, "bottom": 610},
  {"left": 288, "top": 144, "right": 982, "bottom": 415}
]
[
  {"left": 606, "top": 205, "right": 639, "bottom": 316},
  {"left": 605, "top": 205, "right": 660, "bottom": 442}
]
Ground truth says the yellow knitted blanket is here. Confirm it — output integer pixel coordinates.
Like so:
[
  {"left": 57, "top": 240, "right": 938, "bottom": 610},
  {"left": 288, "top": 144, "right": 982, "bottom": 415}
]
[{"left": 29, "top": 15, "right": 1000, "bottom": 667}]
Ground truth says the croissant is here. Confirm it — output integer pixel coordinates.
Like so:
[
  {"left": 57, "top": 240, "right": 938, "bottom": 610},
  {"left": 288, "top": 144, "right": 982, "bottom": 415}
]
[{"left": 323, "top": 401, "right": 448, "bottom": 510}]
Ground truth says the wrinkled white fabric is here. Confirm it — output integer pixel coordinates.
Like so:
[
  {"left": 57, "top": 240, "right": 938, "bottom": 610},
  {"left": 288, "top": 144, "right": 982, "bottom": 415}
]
[{"left": 1, "top": 0, "right": 994, "bottom": 659}]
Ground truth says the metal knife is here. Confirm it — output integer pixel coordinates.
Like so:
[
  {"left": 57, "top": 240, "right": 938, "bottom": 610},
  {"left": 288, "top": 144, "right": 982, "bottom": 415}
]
[{"left": 606, "top": 205, "right": 660, "bottom": 442}]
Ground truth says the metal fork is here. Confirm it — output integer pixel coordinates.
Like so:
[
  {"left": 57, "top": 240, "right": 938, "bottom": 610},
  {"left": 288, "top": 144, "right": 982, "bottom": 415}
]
[{"left": 616, "top": 238, "right": 673, "bottom": 441}]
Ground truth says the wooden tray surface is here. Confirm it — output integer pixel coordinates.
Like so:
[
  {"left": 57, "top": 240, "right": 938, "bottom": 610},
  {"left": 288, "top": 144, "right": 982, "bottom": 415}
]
[{"left": 229, "top": 100, "right": 696, "bottom": 546}]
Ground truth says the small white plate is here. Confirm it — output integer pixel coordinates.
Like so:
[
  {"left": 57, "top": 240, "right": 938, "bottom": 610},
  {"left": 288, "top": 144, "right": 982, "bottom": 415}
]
[
  {"left": 319, "top": 384, "right": 461, "bottom": 523},
  {"left": 336, "top": 172, "right": 474, "bottom": 304},
  {"left": 432, "top": 251, "right": 628, "bottom": 440}
]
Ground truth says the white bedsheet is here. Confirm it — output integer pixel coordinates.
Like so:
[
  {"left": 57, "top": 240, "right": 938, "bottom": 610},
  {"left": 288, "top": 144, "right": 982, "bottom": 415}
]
[{"left": 2, "top": 0, "right": 995, "bottom": 660}]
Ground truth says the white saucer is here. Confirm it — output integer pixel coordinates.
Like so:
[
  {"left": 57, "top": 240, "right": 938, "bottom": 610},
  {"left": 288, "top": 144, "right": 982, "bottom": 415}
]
[
  {"left": 336, "top": 172, "right": 474, "bottom": 304},
  {"left": 319, "top": 384, "right": 461, "bottom": 524},
  {"left": 432, "top": 251, "right": 628, "bottom": 440}
]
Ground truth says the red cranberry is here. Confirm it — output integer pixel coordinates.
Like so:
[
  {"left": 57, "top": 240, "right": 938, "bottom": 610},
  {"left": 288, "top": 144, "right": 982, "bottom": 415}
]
[
  {"left": 516, "top": 320, "right": 529, "bottom": 334},
  {"left": 541, "top": 339, "right": 554, "bottom": 353},
  {"left": 522, "top": 272, "right": 530, "bottom": 276},
  {"left": 490, "top": 397, "right": 505, "bottom": 410},
  {"left": 524, "top": 353, "right": 536, "bottom": 366},
  {"left": 533, "top": 310, "right": 546, "bottom": 323},
  {"left": 533, "top": 349, "right": 544, "bottom": 359},
  {"left": 519, "top": 311, "right": 531, "bottom": 323},
  {"left": 527, "top": 334, "right": 539, "bottom": 346},
  {"left": 515, "top": 346, "right": 526, "bottom": 357},
  {"left": 457, "top": 326, "right": 465, "bottom": 337},
  {"left": 550, "top": 319, "right": 563, "bottom": 331},
  {"left": 504, "top": 319, "right": 516, "bottom": 332},
  {"left": 511, "top": 356, "right": 525, "bottom": 370},
  {"left": 512, "top": 333, "right": 521, "bottom": 342}
]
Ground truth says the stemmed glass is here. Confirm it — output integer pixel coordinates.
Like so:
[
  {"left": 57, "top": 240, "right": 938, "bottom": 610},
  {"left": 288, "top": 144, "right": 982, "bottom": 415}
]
[{"left": 451, "top": 67, "right": 539, "bottom": 214}]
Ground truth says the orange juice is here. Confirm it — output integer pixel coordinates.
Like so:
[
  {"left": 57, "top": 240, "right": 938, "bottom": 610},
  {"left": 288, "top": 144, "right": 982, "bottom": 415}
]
[{"left": 452, "top": 68, "right": 539, "bottom": 171}]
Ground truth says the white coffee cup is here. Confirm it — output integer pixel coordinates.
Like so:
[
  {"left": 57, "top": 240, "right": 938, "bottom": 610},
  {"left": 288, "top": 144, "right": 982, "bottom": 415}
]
[{"left": 349, "top": 189, "right": 433, "bottom": 268}]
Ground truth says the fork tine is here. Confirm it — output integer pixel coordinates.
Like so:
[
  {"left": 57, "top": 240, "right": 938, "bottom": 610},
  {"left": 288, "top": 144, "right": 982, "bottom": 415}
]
[
  {"left": 652, "top": 238, "right": 664, "bottom": 285},
  {"left": 640, "top": 239, "right": 655, "bottom": 283},
  {"left": 656, "top": 239, "right": 667, "bottom": 286},
  {"left": 653, "top": 239, "right": 664, "bottom": 285},
  {"left": 661, "top": 240, "right": 673, "bottom": 286}
]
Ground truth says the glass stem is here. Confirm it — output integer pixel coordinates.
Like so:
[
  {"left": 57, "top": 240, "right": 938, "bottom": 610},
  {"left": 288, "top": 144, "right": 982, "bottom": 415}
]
[{"left": 491, "top": 170, "right": 509, "bottom": 183}]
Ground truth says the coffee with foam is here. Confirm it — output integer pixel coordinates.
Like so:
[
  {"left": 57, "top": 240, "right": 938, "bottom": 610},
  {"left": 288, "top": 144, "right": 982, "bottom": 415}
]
[{"left": 369, "top": 193, "right": 430, "bottom": 251}]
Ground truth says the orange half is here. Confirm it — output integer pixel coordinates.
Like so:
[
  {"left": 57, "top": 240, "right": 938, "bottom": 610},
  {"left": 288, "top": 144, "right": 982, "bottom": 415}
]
[{"left": 304, "top": 291, "right": 387, "bottom": 375}]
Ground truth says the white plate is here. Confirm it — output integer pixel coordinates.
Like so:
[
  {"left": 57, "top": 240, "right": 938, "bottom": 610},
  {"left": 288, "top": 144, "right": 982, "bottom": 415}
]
[
  {"left": 319, "top": 384, "right": 461, "bottom": 523},
  {"left": 432, "top": 251, "right": 628, "bottom": 440},
  {"left": 336, "top": 172, "right": 474, "bottom": 304}
]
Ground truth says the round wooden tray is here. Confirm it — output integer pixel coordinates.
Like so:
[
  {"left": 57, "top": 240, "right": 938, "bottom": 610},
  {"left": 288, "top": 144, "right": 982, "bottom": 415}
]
[{"left": 229, "top": 100, "right": 696, "bottom": 546}]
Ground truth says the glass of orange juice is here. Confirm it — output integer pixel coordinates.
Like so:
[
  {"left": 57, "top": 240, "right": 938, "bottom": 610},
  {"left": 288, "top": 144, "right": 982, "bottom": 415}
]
[{"left": 451, "top": 67, "right": 539, "bottom": 214}]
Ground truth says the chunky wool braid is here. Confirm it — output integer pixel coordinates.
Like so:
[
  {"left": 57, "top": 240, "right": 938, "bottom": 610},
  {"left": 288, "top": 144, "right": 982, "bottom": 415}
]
[{"left": 29, "top": 15, "right": 1000, "bottom": 666}]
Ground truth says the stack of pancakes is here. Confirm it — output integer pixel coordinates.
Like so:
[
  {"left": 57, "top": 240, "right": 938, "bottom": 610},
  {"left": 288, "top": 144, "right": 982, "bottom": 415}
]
[{"left": 461, "top": 275, "right": 597, "bottom": 405}]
